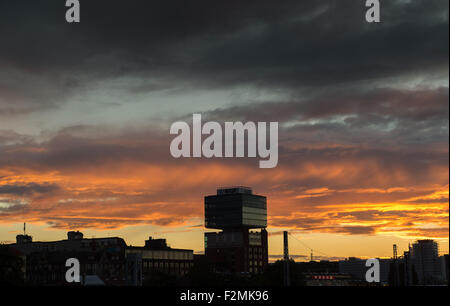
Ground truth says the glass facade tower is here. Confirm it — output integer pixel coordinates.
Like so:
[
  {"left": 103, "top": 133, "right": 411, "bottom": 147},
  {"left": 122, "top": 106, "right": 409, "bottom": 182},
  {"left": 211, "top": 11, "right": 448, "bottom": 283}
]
[
  {"left": 204, "top": 187, "right": 268, "bottom": 274},
  {"left": 205, "top": 187, "right": 267, "bottom": 229}
]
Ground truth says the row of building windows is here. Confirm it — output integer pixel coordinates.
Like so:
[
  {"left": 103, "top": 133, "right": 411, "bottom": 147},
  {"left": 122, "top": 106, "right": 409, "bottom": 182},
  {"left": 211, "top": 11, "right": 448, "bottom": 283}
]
[
  {"left": 249, "top": 267, "right": 261, "bottom": 273},
  {"left": 142, "top": 261, "right": 193, "bottom": 269},
  {"left": 127, "top": 250, "right": 193, "bottom": 261},
  {"left": 249, "top": 253, "right": 264, "bottom": 260}
]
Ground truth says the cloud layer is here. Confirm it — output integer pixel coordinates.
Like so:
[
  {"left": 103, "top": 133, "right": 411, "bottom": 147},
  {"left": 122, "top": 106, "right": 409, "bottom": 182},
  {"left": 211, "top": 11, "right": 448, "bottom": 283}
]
[{"left": 0, "top": 0, "right": 448, "bottom": 245}]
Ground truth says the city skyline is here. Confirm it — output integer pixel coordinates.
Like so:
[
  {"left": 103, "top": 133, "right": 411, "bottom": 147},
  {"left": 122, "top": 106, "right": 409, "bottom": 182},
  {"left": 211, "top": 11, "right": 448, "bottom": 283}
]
[
  {"left": 6, "top": 222, "right": 449, "bottom": 264},
  {"left": 1, "top": 185, "right": 448, "bottom": 262},
  {"left": 0, "top": 0, "right": 449, "bottom": 261}
]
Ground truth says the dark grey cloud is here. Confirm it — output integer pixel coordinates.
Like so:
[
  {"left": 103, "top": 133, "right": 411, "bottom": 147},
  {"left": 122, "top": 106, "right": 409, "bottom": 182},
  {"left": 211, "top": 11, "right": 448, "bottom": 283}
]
[
  {"left": 0, "top": 130, "right": 33, "bottom": 145},
  {"left": 0, "top": 124, "right": 446, "bottom": 180},
  {"left": 404, "top": 197, "right": 450, "bottom": 204},
  {"left": 200, "top": 87, "right": 449, "bottom": 123},
  {"left": 0, "top": 0, "right": 448, "bottom": 116},
  {"left": 270, "top": 215, "right": 378, "bottom": 235},
  {"left": 336, "top": 210, "right": 421, "bottom": 222},
  {"left": 194, "top": 87, "right": 449, "bottom": 152},
  {"left": 0, "top": 183, "right": 60, "bottom": 196},
  {"left": 0, "top": 0, "right": 448, "bottom": 235}
]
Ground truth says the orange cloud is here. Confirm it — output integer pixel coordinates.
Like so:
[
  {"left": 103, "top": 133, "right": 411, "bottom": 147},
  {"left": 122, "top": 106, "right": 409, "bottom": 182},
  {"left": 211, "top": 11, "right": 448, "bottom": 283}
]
[{"left": 0, "top": 129, "right": 448, "bottom": 244}]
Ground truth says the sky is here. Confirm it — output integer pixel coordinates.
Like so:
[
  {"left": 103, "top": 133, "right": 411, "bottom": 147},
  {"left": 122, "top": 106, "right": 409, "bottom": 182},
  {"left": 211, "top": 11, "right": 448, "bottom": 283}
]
[{"left": 0, "top": 0, "right": 448, "bottom": 261}]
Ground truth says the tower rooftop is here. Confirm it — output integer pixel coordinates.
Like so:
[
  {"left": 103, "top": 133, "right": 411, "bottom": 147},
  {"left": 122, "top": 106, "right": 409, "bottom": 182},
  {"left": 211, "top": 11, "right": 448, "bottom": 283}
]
[{"left": 216, "top": 186, "right": 252, "bottom": 195}]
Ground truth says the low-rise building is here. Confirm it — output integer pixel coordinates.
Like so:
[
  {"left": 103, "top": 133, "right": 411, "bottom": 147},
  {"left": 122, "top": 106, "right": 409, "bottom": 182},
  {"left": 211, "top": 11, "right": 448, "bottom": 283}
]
[
  {"left": 6, "top": 232, "right": 193, "bottom": 285},
  {"left": 338, "top": 257, "right": 392, "bottom": 284},
  {"left": 126, "top": 236, "right": 194, "bottom": 281}
]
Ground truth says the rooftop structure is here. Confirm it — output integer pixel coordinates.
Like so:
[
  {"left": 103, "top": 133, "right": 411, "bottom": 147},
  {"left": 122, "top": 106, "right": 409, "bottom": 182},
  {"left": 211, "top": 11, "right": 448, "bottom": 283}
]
[{"left": 205, "top": 187, "right": 267, "bottom": 229}]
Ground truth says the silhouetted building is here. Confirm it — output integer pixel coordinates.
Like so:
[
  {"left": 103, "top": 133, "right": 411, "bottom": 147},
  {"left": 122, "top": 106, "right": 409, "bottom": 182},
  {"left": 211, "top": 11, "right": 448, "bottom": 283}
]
[
  {"left": 125, "top": 253, "right": 143, "bottom": 286},
  {"left": 126, "top": 237, "right": 194, "bottom": 279},
  {"left": 16, "top": 234, "right": 32, "bottom": 244},
  {"left": 67, "top": 231, "right": 83, "bottom": 240},
  {"left": 144, "top": 237, "right": 169, "bottom": 249},
  {"left": 409, "top": 240, "right": 443, "bottom": 285},
  {"left": 298, "top": 260, "right": 339, "bottom": 274},
  {"left": 9, "top": 233, "right": 127, "bottom": 285},
  {"left": 25, "top": 250, "right": 125, "bottom": 285},
  {"left": 440, "top": 254, "right": 449, "bottom": 283},
  {"left": 338, "top": 257, "right": 391, "bottom": 284},
  {"left": 7, "top": 232, "right": 192, "bottom": 285},
  {"left": 204, "top": 187, "right": 268, "bottom": 274},
  {"left": 11, "top": 234, "right": 126, "bottom": 256}
]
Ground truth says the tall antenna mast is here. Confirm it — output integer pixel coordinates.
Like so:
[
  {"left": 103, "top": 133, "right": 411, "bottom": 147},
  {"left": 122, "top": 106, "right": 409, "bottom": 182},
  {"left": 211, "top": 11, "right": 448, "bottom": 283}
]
[
  {"left": 283, "top": 231, "right": 290, "bottom": 286},
  {"left": 24, "top": 222, "right": 26, "bottom": 235}
]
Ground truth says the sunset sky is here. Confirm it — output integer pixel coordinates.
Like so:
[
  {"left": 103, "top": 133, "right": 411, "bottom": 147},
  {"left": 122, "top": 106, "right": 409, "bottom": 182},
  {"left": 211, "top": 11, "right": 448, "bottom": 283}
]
[{"left": 0, "top": 0, "right": 448, "bottom": 260}]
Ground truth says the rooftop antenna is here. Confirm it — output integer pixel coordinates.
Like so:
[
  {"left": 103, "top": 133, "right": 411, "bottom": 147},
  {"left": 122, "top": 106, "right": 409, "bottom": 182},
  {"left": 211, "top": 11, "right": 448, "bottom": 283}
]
[{"left": 23, "top": 222, "right": 26, "bottom": 235}]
